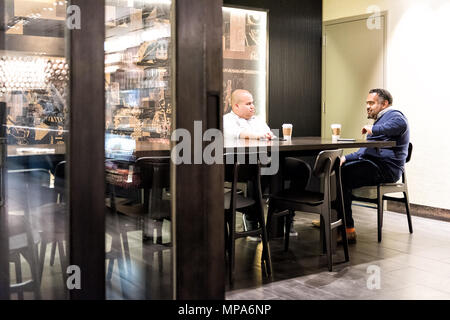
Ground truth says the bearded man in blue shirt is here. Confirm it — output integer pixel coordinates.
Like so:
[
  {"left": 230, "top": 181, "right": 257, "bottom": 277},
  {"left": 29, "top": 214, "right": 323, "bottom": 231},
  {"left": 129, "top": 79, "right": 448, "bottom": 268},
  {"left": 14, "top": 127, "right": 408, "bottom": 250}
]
[{"left": 339, "top": 89, "right": 410, "bottom": 243}]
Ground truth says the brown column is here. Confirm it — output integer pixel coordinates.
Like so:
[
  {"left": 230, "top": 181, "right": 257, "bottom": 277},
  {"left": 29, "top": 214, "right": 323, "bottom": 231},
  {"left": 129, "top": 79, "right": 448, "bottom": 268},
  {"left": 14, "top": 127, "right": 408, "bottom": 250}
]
[
  {"left": 175, "top": 0, "right": 225, "bottom": 299},
  {"left": 69, "top": 0, "right": 106, "bottom": 300}
]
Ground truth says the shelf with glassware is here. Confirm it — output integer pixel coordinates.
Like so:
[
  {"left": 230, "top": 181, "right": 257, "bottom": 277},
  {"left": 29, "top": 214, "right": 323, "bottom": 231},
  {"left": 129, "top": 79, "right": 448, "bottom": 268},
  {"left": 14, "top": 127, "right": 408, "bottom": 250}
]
[
  {"left": 105, "top": 39, "right": 172, "bottom": 142},
  {"left": 0, "top": 55, "right": 69, "bottom": 145},
  {"left": 104, "top": 1, "right": 172, "bottom": 143}
]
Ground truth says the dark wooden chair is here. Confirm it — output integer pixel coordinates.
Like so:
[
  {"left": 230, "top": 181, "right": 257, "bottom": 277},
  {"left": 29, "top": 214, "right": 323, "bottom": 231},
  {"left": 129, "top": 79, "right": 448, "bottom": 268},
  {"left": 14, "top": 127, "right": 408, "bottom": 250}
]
[
  {"left": 224, "top": 152, "right": 272, "bottom": 285},
  {"left": 36, "top": 161, "right": 67, "bottom": 284},
  {"left": 265, "top": 157, "right": 312, "bottom": 251},
  {"left": 352, "top": 142, "right": 413, "bottom": 242},
  {"left": 267, "top": 149, "right": 349, "bottom": 272},
  {"left": 7, "top": 170, "right": 43, "bottom": 299},
  {"left": 106, "top": 156, "right": 171, "bottom": 280}
]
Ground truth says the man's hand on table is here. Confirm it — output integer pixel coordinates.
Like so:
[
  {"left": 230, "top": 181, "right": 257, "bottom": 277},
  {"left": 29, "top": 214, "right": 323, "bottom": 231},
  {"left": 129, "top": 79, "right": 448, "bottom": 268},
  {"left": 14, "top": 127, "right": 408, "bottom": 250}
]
[{"left": 362, "top": 125, "right": 373, "bottom": 135}]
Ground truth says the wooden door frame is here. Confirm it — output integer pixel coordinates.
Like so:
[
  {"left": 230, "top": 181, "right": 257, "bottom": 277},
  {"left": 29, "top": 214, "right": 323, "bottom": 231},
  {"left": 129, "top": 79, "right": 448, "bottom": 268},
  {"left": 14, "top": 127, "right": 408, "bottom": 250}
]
[
  {"left": 174, "top": 0, "right": 225, "bottom": 299},
  {"left": 0, "top": 0, "right": 9, "bottom": 299},
  {"left": 69, "top": 0, "right": 106, "bottom": 300},
  {"left": 0, "top": 0, "right": 225, "bottom": 300}
]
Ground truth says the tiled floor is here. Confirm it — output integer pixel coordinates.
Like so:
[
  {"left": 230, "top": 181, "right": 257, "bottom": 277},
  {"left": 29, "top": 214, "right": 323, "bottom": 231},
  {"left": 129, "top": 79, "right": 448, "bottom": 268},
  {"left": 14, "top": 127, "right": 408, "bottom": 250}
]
[{"left": 225, "top": 205, "right": 450, "bottom": 300}]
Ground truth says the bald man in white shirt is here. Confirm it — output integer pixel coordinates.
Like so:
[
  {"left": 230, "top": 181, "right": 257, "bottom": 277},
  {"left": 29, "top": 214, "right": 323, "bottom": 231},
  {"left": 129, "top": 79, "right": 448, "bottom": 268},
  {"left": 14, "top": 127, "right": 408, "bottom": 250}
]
[{"left": 223, "top": 89, "right": 274, "bottom": 140}]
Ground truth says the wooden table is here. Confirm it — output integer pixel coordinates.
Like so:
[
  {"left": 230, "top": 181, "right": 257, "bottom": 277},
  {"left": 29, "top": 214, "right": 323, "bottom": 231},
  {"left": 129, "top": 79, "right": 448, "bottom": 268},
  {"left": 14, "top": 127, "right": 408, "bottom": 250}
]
[
  {"left": 224, "top": 136, "right": 396, "bottom": 238},
  {"left": 6, "top": 144, "right": 66, "bottom": 172},
  {"left": 7, "top": 144, "right": 66, "bottom": 157},
  {"left": 224, "top": 136, "right": 395, "bottom": 155},
  {"left": 134, "top": 136, "right": 396, "bottom": 158}
]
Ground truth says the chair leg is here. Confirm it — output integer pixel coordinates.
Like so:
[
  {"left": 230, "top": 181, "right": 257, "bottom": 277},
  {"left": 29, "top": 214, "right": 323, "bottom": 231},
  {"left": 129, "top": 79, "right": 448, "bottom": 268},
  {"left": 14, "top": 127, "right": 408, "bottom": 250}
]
[
  {"left": 322, "top": 212, "right": 333, "bottom": 272},
  {"left": 39, "top": 238, "right": 48, "bottom": 283},
  {"left": 57, "top": 241, "right": 68, "bottom": 284},
  {"left": 340, "top": 224, "right": 349, "bottom": 262},
  {"left": 155, "top": 219, "right": 163, "bottom": 245},
  {"left": 106, "top": 257, "right": 114, "bottom": 281},
  {"left": 259, "top": 213, "right": 273, "bottom": 277},
  {"left": 224, "top": 214, "right": 229, "bottom": 253},
  {"left": 49, "top": 241, "right": 57, "bottom": 266},
  {"left": 284, "top": 213, "right": 292, "bottom": 252},
  {"left": 13, "top": 253, "right": 24, "bottom": 300},
  {"left": 29, "top": 243, "right": 42, "bottom": 299},
  {"left": 404, "top": 192, "right": 413, "bottom": 234},
  {"left": 266, "top": 202, "right": 275, "bottom": 240},
  {"left": 377, "top": 193, "right": 384, "bottom": 243},
  {"left": 229, "top": 228, "right": 236, "bottom": 286},
  {"left": 320, "top": 215, "right": 326, "bottom": 254},
  {"left": 121, "top": 231, "right": 132, "bottom": 274}
]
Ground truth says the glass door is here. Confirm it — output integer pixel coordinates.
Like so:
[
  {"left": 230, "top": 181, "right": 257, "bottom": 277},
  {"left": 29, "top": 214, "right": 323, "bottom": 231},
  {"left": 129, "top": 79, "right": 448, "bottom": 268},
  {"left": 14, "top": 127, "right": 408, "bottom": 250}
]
[
  {"left": 0, "top": 0, "right": 70, "bottom": 299},
  {"left": 104, "top": 0, "right": 173, "bottom": 299},
  {"left": 1, "top": 0, "right": 225, "bottom": 300}
]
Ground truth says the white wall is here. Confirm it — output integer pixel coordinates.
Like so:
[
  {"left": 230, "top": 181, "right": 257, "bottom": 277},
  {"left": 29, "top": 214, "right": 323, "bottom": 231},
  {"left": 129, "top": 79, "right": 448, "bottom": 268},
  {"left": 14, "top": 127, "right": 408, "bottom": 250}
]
[{"left": 324, "top": 0, "right": 450, "bottom": 210}]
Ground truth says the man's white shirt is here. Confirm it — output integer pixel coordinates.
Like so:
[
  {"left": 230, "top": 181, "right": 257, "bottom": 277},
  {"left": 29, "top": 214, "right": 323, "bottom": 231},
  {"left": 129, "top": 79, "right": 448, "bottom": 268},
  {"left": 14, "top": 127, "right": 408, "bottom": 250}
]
[{"left": 223, "top": 110, "right": 272, "bottom": 139}]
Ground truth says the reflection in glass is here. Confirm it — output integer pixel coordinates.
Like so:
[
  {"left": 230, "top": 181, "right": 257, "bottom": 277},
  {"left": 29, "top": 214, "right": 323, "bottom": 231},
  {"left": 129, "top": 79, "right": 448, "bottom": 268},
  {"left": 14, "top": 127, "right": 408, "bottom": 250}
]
[
  {"left": 105, "top": 0, "right": 173, "bottom": 300},
  {"left": 222, "top": 7, "right": 267, "bottom": 119},
  {"left": 1, "top": 0, "right": 69, "bottom": 299}
]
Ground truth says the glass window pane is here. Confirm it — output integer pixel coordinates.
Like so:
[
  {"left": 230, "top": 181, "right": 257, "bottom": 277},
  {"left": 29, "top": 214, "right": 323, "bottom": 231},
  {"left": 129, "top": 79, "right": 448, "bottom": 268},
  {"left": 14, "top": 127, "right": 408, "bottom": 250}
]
[
  {"left": 0, "top": 0, "right": 69, "bottom": 300},
  {"left": 104, "top": 0, "right": 173, "bottom": 300},
  {"left": 222, "top": 7, "right": 267, "bottom": 119}
]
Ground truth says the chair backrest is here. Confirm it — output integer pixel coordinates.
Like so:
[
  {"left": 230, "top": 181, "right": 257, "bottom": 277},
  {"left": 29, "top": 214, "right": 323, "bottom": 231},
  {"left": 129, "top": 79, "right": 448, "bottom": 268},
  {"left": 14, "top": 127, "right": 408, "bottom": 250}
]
[
  {"left": 406, "top": 142, "right": 413, "bottom": 163},
  {"left": 224, "top": 152, "right": 268, "bottom": 183},
  {"left": 54, "top": 161, "right": 66, "bottom": 196},
  {"left": 136, "top": 156, "right": 171, "bottom": 189},
  {"left": 7, "top": 169, "right": 53, "bottom": 210},
  {"left": 283, "top": 157, "right": 312, "bottom": 191},
  {"left": 312, "top": 149, "right": 344, "bottom": 203},
  {"left": 7, "top": 170, "right": 55, "bottom": 240},
  {"left": 312, "top": 149, "right": 343, "bottom": 178}
]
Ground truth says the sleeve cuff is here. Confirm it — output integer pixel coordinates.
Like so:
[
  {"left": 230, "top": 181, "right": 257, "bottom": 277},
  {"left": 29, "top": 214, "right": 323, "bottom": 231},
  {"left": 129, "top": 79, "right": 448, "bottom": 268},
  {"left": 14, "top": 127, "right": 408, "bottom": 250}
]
[
  {"left": 371, "top": 125, "right": 381, "bottom": 136},
  {"left": 345, "top": 153, "right": 358, "bottom": 162}
]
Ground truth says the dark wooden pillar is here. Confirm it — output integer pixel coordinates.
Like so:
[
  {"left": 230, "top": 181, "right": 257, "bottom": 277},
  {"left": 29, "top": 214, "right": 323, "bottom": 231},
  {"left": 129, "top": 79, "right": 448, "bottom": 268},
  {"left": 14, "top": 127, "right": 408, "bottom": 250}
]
[
  {"left": 0, "top": 0, "right": 9, "bottom": 298},
  {"left": 175, "top": 0, "right": 225, "bottom": 299},
  {"left": 69, "top": 0, "right": 105, "bottom": 300},
  {"left": 0, "top": 105, "right": 9, "bottom": 299}
]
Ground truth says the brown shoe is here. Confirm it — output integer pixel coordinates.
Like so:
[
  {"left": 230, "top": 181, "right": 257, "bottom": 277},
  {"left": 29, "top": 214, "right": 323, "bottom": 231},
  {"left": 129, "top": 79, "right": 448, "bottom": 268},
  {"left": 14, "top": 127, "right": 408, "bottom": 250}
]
[
  {"left": 311, "top": 219, "right": 320, "bottom": 228},
  {"left": 337, "top": 228, "right": 357, "bottom": 244}
]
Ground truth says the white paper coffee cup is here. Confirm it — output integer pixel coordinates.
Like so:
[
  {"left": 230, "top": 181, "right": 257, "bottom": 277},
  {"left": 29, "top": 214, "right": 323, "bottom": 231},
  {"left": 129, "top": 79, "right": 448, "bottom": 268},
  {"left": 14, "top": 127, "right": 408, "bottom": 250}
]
[{"left": 331, "top": 124, "right": 341, "bottom": 141}]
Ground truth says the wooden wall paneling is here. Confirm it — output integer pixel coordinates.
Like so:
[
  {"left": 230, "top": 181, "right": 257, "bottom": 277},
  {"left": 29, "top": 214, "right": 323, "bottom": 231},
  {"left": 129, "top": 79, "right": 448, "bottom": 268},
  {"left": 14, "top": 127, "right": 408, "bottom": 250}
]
[
  {"left": 223, "top": 0, "right": 322, "bottom": 136},
  {"left": 0, "top": 1, "right": 9, "bottom": 298},
  {"left": 69, "top": 0, "right": 106, "bottom": 300},
  {"left": 175, "top": 0, "right": 224, "bottom": 299},
  {"left": 0, "top": 101, "right": 9, "bottom": 299}
]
